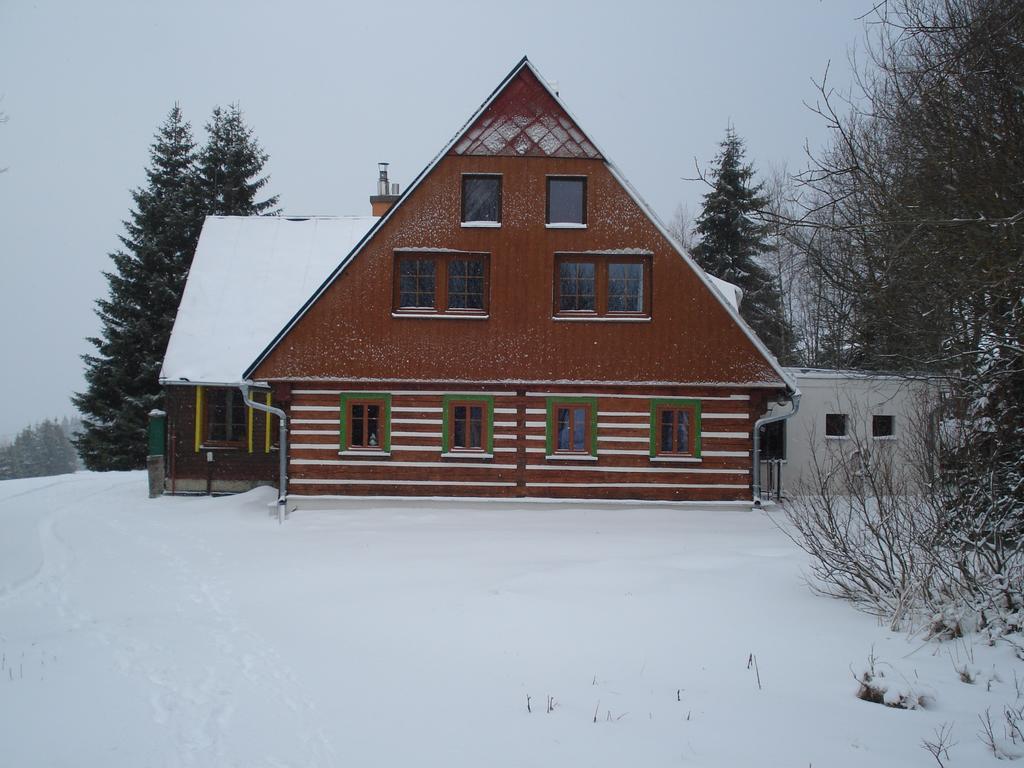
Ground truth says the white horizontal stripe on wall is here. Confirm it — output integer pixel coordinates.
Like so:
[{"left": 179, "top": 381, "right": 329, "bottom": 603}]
[
  {"left": 391, "top": 431, "right": 442, "bottom": 438},
  {"left": 525, "top": 391, "right": 749, "bottom": 401},
  {"left": 292, "top": 443, "right": 341, "bottom": 451},
  {"left": 393, "top": 406, "right": 442, "bottom": 413},
  {"left": 702, "top": 413, "right": 748, "bottom": 420},
  {"left": 494, "top": 433, "right": 518, "bottom": 441},
  {"left": 524, "top": 483, "right": 749, "bottom": 489},
  {"left": 525, "top": 408, "right": 546, "bottom": 415},
  {"left": 291, "top": 458, "right": 517, "bottom": 469},
  {"left": 387, "top": 445, "right": 517, "bottom": 454},
  {"left": 292, "top": 405, "right": 340, "bottom": 413},
  {"left": 597, "top": 422, "right": 648, "bottom": 430},
  {"left": 597, "top": 436, "right": 648, "bottom": 443},
  {"left": 598, "top": 411, "right": 645, "bottom": 417},
  {"left": 292, "top": 429, "right": 338, "bottom": 436},
  {"left": 494, "top": 408, "right": 517, "bottom": 415},
  {"left": 291, "top": 418, "right": 337, "bottom": 425},
  {"left": 598, "top": 449, "right": 650, "bottom": 456},
  {"left": 525, "top": 447, "right": 546, "bottom": 454},
  {"left": 525, "top": 420, "right": 546, "bottom": 428},
  {"left": 701, "top": 432, "right": 748, "bottom": 439},
  {"left": 527, "top": 464, "right": 746, "bottom": 475},
  {"left": 392, "top": 418, "right": 442, "bottom": 425},
  {"left": 493, "top": 421, "right": 516, "bottom": 428},
  {"left": 702, "top": 450, "right": 750, "bottom": 458},
  {"left": 525, "top": 435, "right": 546, "bottom": 441},
  {"left": 292, "top": 479, "right": 517, "bottom": 487}
]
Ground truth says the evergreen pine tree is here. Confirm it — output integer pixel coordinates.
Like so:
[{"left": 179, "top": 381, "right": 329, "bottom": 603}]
[
  {"left": 73, "top": 106, "right": 202, "bottom": 470},
  {"left": 691, "top": 128, "right": 794, "bottom": 361},
  {"left": 73, "top": 104, "right": 281, "bottom": 470},
  {"left": 198, "top": 104, "right": 279, "bottom": 216}
]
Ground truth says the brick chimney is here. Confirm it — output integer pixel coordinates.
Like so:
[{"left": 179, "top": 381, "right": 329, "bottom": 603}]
[{"left": 370, "top": 162, "right": 400, "bottom": 216}]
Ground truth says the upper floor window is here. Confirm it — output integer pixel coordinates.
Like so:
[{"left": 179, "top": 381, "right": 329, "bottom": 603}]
[
  {"left": 554, "top": 254, "right": 650, "bottom": 318},
  {"left": 546, "top": 177, "right": 586, "bottom": 226},
  {"left": 394, "top": 252, "right": 489, "bottom": 315},
  {"left": 461, "top": 175, "right": 501, "bottom": 226}
]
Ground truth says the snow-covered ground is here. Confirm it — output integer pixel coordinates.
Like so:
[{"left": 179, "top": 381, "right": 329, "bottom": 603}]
[{"left": 0, "top": 472, "right": 1020, "bottom": 767}]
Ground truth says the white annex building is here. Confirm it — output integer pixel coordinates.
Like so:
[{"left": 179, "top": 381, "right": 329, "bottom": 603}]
[{"left": 762, "top": 368, "right": 944, "bottom": 494}]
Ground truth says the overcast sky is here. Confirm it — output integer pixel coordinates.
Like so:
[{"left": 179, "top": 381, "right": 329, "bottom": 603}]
[{"left": 0, "top": 0, "right": 867, "bottom": 441}]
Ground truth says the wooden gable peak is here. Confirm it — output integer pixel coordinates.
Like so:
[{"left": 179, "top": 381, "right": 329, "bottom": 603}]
[{"left": 452, "top": 63, "right": 602, "bottom": 160}]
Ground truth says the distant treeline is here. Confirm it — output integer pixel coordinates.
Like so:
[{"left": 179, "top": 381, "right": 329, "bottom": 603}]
[{"left": 0, "top": 417, "right": 81, "bottom": 480}]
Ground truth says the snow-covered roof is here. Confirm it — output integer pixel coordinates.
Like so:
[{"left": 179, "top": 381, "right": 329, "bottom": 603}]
[
  {"left": 160, "top": 215, "right": 377, "bottom": 385},
  {"left": 707, "top": 275, "right": 742, "bottom": 311}
]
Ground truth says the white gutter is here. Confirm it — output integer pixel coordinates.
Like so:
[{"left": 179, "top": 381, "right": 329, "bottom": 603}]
[
  {"left": 752, "top": 391, "right": 800, "bottom": 507},
  {"left": 240, "top": 383, "right": 288, "bottom": 523}
]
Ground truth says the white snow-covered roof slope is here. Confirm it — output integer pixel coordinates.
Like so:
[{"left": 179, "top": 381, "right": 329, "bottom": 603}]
[
  {"left": 707, "top": 275, "right": 742, "bottom": 311},
  {"left": 160, "top": 215, "right": 377, "bottom": 385}
]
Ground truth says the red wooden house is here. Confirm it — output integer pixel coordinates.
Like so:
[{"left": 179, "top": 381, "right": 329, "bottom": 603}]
[{"left": 159, "top": 58, "right": 797, "bottom": 505}]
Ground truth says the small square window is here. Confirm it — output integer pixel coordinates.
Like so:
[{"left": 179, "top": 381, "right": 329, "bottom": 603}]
[
  {"left": 547, "top": 177, "right": 586, "bottom": 225},
  {"left": 462, "top": 175, "right": 501, "bottom": 224},
  {"left": 872, "top": 415, "right": 894, "bottom": 438},
  {"left": 825, "top": 413, "right": 848, "bottom": 437}
]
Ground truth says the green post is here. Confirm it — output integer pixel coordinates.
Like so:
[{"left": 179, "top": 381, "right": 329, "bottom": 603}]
[{"left": 148, "top": 409, "right": 167, "bottom": 456}]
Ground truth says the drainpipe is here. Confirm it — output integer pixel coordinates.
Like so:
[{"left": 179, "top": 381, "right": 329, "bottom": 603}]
[
  {"left": 240, "top": 383, "right": 288, "bottom": 523},
  {"left": 752, "top": 390, "right": 801, "bottom": 507}
]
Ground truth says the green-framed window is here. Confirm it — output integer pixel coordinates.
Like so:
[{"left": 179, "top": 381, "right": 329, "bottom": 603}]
[
  {"left": 649, "top": 398, "right": 702, "bottom": 457},
  {"left": 545, "top": 397, "right": 598, "bottom": 457},
  {"left": 339, "top": 392, "right": 392, "bottom": 452},
  {"left": 441, "top": 394, "right": 494, "bottom": 454}
]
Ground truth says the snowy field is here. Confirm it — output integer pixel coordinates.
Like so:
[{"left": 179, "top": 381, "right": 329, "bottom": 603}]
[{"left": 0, "top": 472, "right": 1020, "bottom": 767}]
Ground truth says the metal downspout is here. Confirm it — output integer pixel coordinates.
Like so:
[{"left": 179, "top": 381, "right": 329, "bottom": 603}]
[
  {"left": 240, "top": 383, "right": 288, "bottom": 523},
  {"left": 752, "top": 391, "right": 801, "bottom": 507}
]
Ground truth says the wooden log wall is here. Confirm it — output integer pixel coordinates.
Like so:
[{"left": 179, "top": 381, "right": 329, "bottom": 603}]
[{"left": 287, "top": 383, "right": 766, "bottom": 502}]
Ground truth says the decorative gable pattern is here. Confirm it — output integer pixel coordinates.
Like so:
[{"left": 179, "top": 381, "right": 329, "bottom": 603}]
[{"left": 452, "top": 66, "right": 601, "bottom": 159}]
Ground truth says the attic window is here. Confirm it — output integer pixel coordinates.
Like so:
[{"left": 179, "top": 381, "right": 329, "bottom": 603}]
[
  {"left": 461, "top": 175, "right": 501, "bottom": 225},
  {"left": 546, "top": 176, "right": 586, "bottom": 226}
]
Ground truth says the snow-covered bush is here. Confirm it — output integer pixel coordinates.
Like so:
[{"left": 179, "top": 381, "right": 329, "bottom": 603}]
[
  {"left": 854, "top": 651, "right": 933, "bottom": 710},
  {"left": 779, "top": 396, "right": 1024, "bottom": 639}
]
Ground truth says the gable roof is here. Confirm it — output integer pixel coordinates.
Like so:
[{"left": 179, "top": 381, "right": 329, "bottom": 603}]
[
  {"left": 160, "top": 215, "right": 376, "bottom": 385},
  {"left": 239, "top": 57, "right": 796, "bottom": 394}
]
